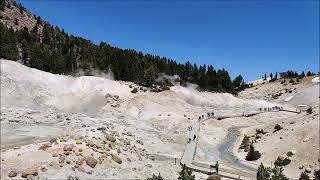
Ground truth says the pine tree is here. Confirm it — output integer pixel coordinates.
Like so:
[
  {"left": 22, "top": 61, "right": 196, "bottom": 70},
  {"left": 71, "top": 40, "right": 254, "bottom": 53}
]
[
  {"left": 270, "top": 166, "right": 289, "bottom": 180},
  {"left": 299, "top": 171, "right": 310, "bottom": 180},
  {"left": 257, "top": 163, "right": 271, "bottom": 180},
  {"left": 178, "top": 164, "right": 195, "bottom": 180}
]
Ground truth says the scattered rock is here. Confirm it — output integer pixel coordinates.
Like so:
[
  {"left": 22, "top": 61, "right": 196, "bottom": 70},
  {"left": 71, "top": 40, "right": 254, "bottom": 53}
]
[
  {"left": 50, "top": 138, "right": 57, "bottom": 144},
  {"left": 63, "top": 144, "right": 74, "bottom": 151},
  {"left": 59, "top": 155, "right": 65, "bottom": 164},
  {"left": 86, "top": 170, "right": 94, "bottom": 175},
  {"left": 106, "top": 135, "right": 116, "bottom": 142},
  {"left": 303, "top": 138, "right": 309, "bottom": 142},
  {"left": 39, "top": 143, "right": 52, "bottom": 151},
  {"left": 111, "top": 153, "right": 122, "bottom": 164},
  {"left": 299, "top": 165, "right": 304, "bottom": 169},
  {"left": 97, "top": 127, "right": 106, "bottom": 131},
  {"left": 21, "top": 168, "right": 38, "bottom": 178},
  {"left": 86, "top": 157, "right": 98, "bottom": 168},
  {"left": 52, "top": 152, "right": 59, "bottom": 157},
  {"left": 8, "top": 170, "right": 17, "bottom": 178},
  {"left": 136, "top": 139, "right": 144, "bottom": 145},
  {"left": 60, "top": 139, "right": 67, "bottom": 142},
  {"left": 77, "top": 166, "right": 85, "bottom": 173},
  {"left": 76, "top": 139, "right": 82, "bottom": 144},
  {"left": 305, "top": 167, "right": 312, "bottom": 173},
  {"left": 145, "top": 164, "right": 152, "bottom": 168},
  {"left": 26, "top": 175, "right": 35, "bottom": 180}
]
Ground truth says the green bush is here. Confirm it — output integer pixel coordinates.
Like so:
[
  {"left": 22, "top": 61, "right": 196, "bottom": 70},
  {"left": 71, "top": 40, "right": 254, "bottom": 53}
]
[
  {"left": 273, "top": 124, "right": 283, "bottom": 132},
  {"left": 314, "top": 169, "right": 320, "bottom": 180},
  {"left": 257, "top": 163, "right": 271, "bottom": 180},
  {"left": 299, "top": 171, "right": 310, "bottom": 180},
  {"left": 245, "top": 144, "right": 261, "bottom": 161},
  {"left": 256, "top": 163, "right": 289, "bottom": 180},
  {"left": 274, "top": 156, "right": 291, "bottom": 166},
  {"left": 146, "top": 173, "right": 163, "bottom": 180},
  {"left": 178, "top": 164, "right": 195, "bottom": 180},
  {"left": 271, "top": 166, "right": 289, "bottom": 180},
  {"left": 306, "top": 107, "right": 313, "bottom": 115},
  {"left": 239, "top": 135, "right": 251, "bottom": 152},
  {"left": 256, "top": 129, "right": 267, "bottom": 135}
]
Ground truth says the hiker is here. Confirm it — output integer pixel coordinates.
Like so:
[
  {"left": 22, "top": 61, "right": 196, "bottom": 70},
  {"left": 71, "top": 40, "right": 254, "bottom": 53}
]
[
  {"left": 211, "top": 112, "right": 214, "bottom": 117},
  {"left": 215, "top": 161, "right": 219, "bottom": 174},
  {"left": 193, "top": 134, "right": 196, "bottom": 141},
  {"left": 188, "top": 138, "right": 191, "bottom": 143}
]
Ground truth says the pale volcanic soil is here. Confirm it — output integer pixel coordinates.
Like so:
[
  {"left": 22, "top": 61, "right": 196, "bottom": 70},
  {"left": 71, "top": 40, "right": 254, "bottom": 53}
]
[{"left": 0, "top": 59, "right": 319, "bottom": 179}]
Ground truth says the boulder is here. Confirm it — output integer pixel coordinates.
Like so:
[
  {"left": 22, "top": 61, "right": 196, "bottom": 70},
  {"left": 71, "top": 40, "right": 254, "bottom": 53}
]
[
  {"left": 111, "top": 153, "right": 122, "bottom": 164},
  {"left": 26, "top": 175, "right": 35, "bottom": 180},
  {"left": 50, "top": 138, "right": 57, "bottom": 144},
  {"left": 305, "top": 167, "right": 312, "bottom": 173},
  {"left": 86, "top": 157, "right": 97, "bottom": 168},
  {"left": 39, "top": 143, "right": 51, "bottom": 151},
  {"left": 136, "top": 140, "right": 144, "bottom": 145},
  {"left": 52, "top": 152, "right": 59, "bottom": 157},
  {"left": 59, "top": 155, "right": 65, "bottom": 164},
  {"left": 21, "top": 168, "right": 38, "bottom": 178},
  {"left": 106, "top": 135, "right": 116, "bottom": 142},
  {"left": 8, "top": 170, "right": 17, "bottom": 178},
  {"left": 76, "top": 139, "right": 82, "bottom": 145},
  {"left": 63, "top": 144, "right": 74, "bottom": 151},
  {"left": 97, "top": 127, "right": 106, "bottom": 131},
  {"left": 287, "top": 150, "right": 296, "bottom": 157}
]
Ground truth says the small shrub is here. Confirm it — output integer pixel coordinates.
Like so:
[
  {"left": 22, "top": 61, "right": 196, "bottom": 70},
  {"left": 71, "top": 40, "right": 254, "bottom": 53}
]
[
  {"left": 146, "top": 173, "right": 164, "bottom": 180},
  {"left": 289, "top": 79, "right": 295, "bottom": 84},
  {"left": 257, "top": 163, "right": 289, "bottom": 180},
  {"left": 256, "top": 129, "right": 267, "bottom": 135},
  {"left": 131, "top": 88, "right": 138, "bottom": 93},
  {"left": 299, "top": 171, "right": 310, "bottom": 180},
  {"left": 178, "top": 164, "right": 195, "bottom": 180},
  {"left": 269, "top": 78, "right": 277, "bottom": 82},
  {"left": 314, "top": 169, "right": 320, "bottom": 180},
  {"left": 306, "top": 107, "right": 312, "bottom": 115},
  {"left": 245, "top": 144, "right": 261, "bottom": 161},
  {"left": 240, "top": 135, "right": 251, "bottom": 152},
  {"left": 257, "top": 163, "right": 271, "bottom": 180},
  {"left": 274, "top": 156, "right": 291, "bottom": 166},
  {"left": 271, "top": 166, "right": 289, "bottom": 180},
  {"left": 274, "top": 124, "right": 283, "bottom": 132}
]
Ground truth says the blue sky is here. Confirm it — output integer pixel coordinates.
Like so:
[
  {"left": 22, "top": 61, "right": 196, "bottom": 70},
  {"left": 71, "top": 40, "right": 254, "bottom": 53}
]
[{"left": 18, "top": 0, "right": 319, "bottom": 81}]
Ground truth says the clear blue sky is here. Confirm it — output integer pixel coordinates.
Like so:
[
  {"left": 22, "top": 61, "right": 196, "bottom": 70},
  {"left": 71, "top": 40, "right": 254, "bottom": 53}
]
[{"left": 18, "top": 0, "right": 319, "bottom": 81}]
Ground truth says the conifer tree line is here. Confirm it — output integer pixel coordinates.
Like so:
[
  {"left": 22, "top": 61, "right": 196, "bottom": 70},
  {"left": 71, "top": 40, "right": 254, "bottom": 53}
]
[
  {"left": 263, "top": 70, "right": 316, "bottom": 81},
  {"left": 0, "top": 1, "right": 248, "bottom": 93}
]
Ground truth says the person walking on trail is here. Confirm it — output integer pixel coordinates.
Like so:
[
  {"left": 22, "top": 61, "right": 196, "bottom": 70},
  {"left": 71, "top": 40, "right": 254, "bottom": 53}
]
[
  {"left": 215, "top": 161, "right": 219, "bottom": 174},
  {"left": 193, "top": 134, "right": 196, "bottom": 141}
]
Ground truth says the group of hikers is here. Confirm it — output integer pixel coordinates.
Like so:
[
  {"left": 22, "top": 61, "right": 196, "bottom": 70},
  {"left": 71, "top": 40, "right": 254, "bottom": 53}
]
[
  {"left": 185, "top": 111, "right": 220, "bottom": 175},
  {"left": 198, "top": 111, "right": 215, "bottom": 121},
  {"left": 187, "top": 112, "right": 215, "bottom": 143},
  {"left": 260, "top": 106, "right": 283, "bottom": 111}
]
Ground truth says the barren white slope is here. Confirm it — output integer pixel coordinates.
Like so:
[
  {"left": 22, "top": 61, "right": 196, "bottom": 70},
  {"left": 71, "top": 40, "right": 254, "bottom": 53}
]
[
  {"left": 237, "top": 76, "right": 320, "bottom": 177},
  {"left": 1, "top": 59, "right": 314, "bottom": 179}
]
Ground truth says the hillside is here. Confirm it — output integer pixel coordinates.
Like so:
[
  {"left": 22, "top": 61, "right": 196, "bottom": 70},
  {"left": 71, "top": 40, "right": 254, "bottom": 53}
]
[
  {"left": 0, "top": 0, "right": 246, "bottom": 94},
  {"left": 237, "top": 76, "right": 320, "bottom": 177},
  {"left": 1, "top": 59, "right": 319, "bottom": 179}
]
